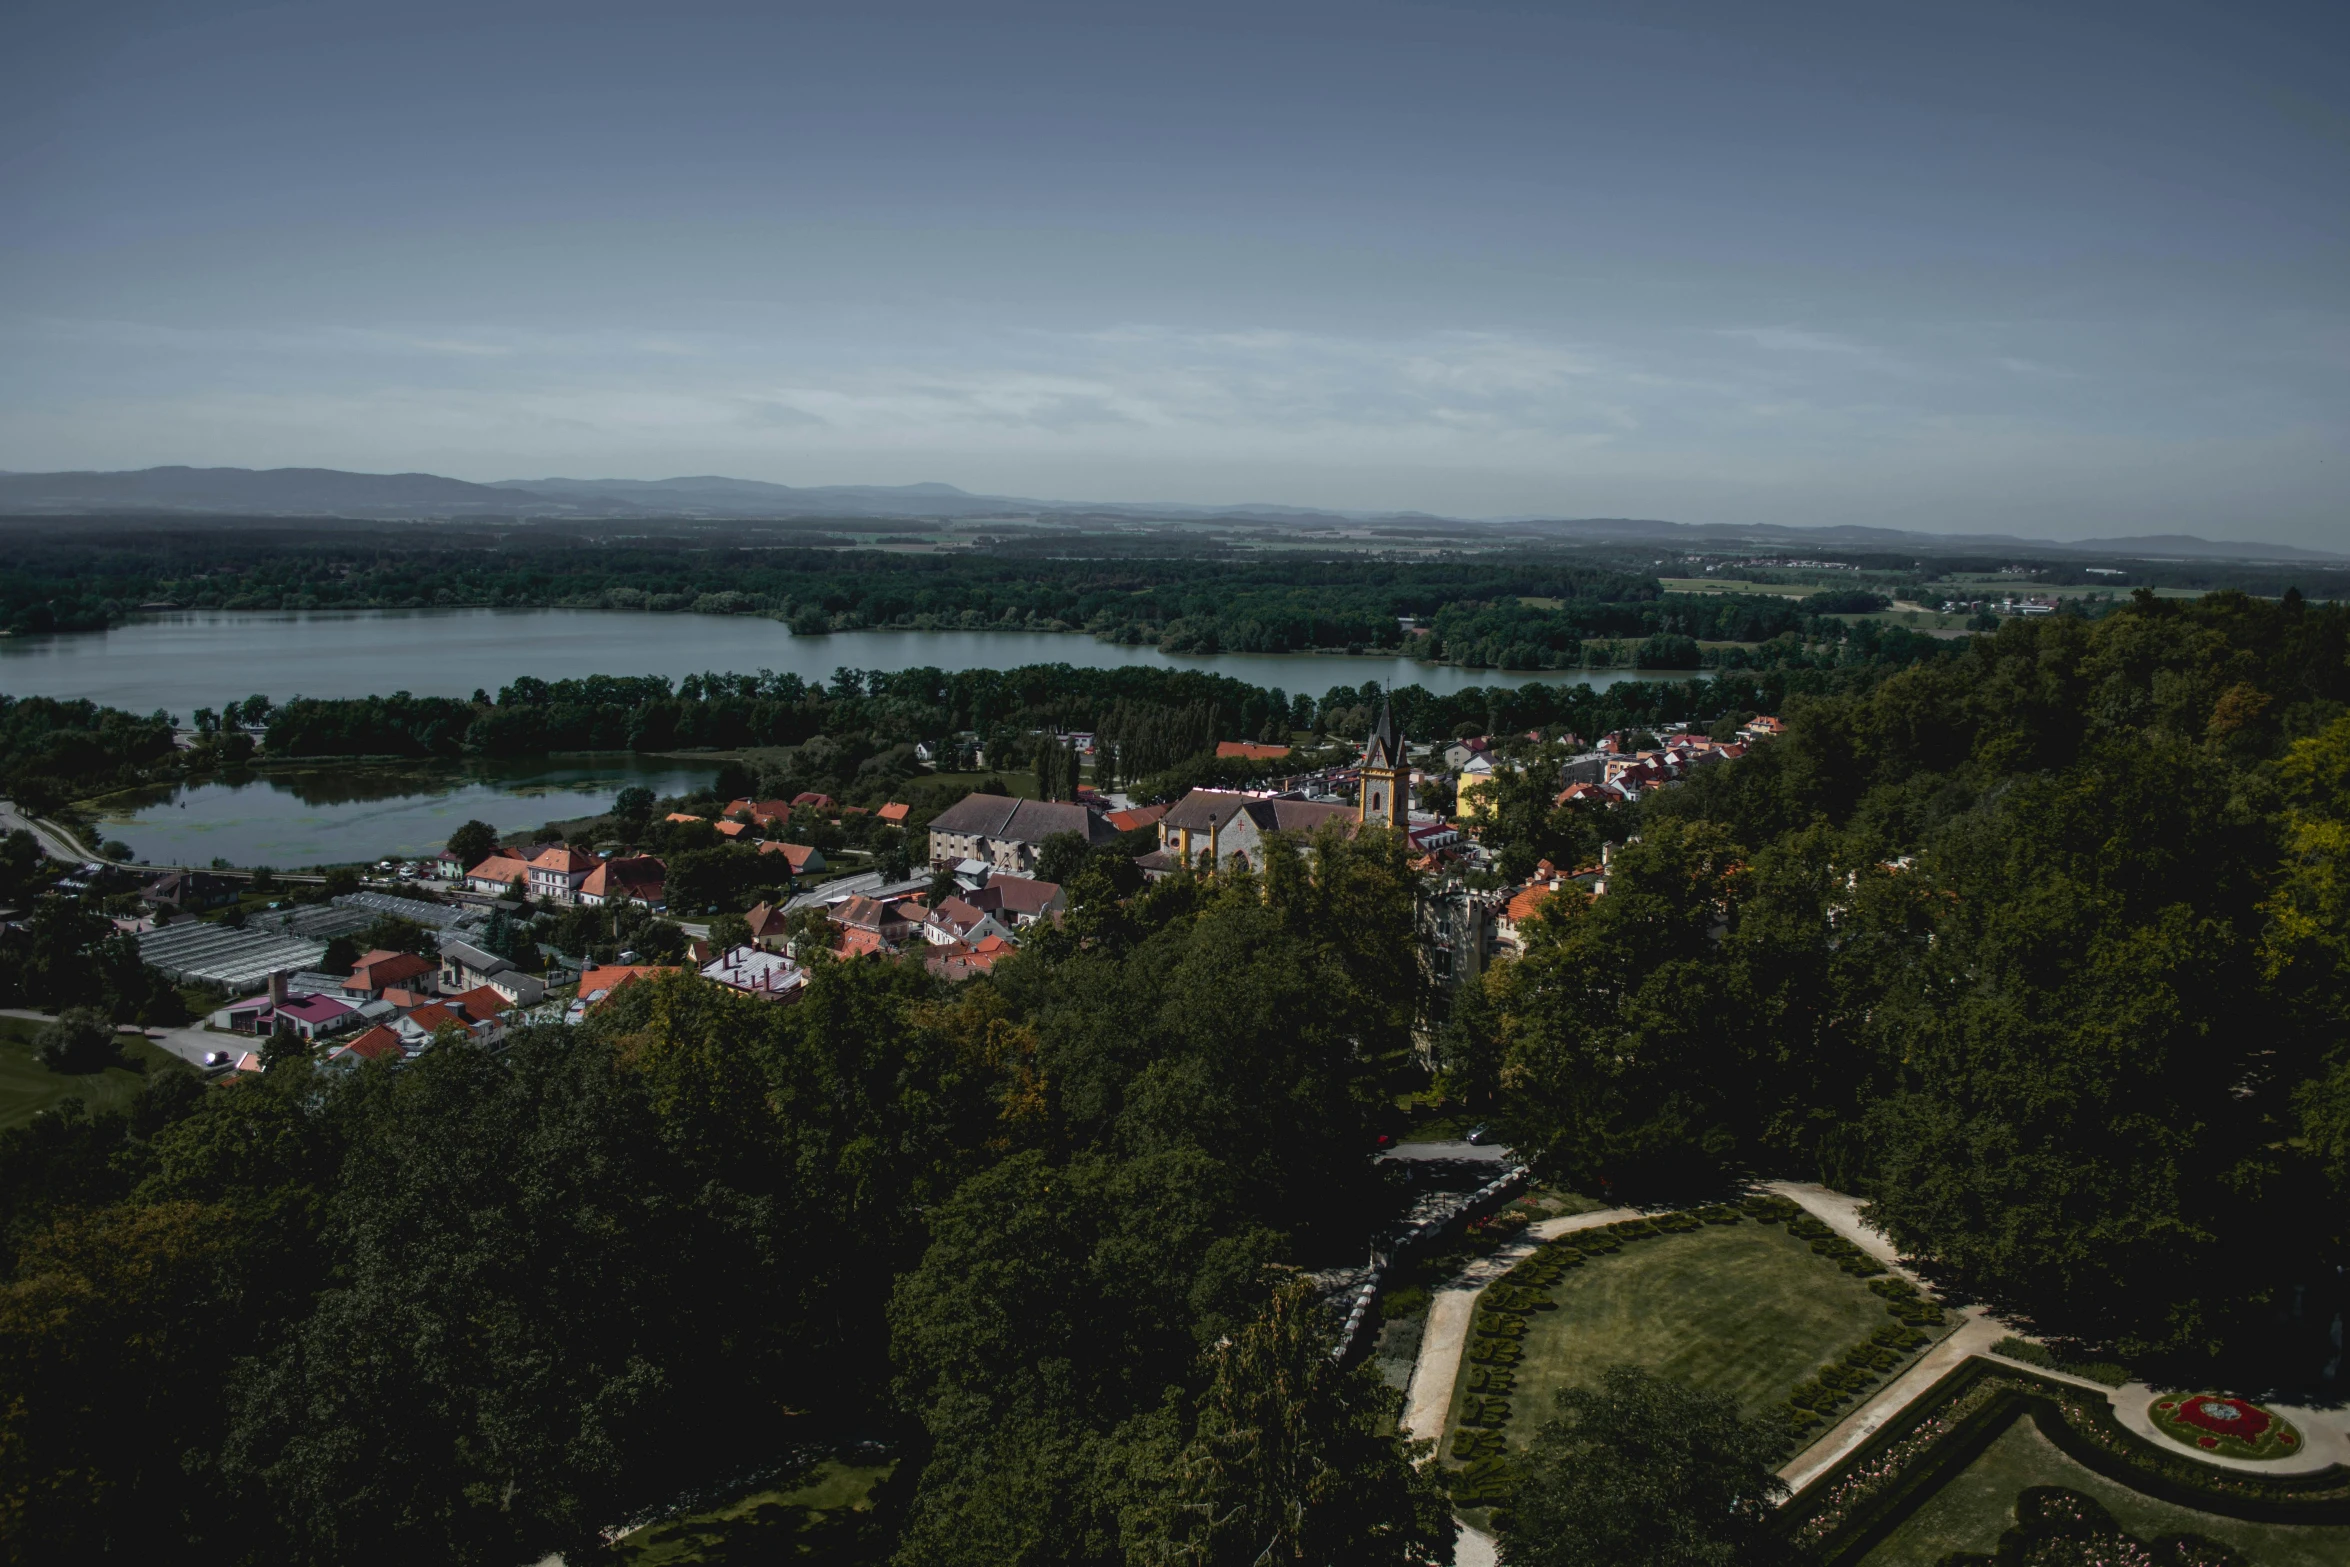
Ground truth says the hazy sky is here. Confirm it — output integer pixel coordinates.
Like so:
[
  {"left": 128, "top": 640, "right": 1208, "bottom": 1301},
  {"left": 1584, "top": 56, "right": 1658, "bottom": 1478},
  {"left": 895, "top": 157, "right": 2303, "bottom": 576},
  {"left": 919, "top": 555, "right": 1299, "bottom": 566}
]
[{"left": 3, "top": 0, "right": 2346, "bottom": 542}]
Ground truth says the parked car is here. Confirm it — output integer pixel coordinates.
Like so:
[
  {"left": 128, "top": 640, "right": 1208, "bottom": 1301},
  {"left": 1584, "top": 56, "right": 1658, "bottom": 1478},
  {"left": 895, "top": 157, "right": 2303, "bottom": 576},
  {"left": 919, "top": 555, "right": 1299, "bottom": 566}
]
[{"left": 1464, "top": 1124, "right": 1492, "bottom": 1145}]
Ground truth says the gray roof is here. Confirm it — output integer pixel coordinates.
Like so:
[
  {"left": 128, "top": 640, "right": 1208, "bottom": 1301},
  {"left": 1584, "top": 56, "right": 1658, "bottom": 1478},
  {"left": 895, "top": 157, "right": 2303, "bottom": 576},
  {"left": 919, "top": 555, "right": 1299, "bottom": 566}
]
[
  {"left": 926, "top": 794, "right": 1116, "bottom": 846},
  {"left": 439, "top": 939, "right": 511, "bottom": 975}
]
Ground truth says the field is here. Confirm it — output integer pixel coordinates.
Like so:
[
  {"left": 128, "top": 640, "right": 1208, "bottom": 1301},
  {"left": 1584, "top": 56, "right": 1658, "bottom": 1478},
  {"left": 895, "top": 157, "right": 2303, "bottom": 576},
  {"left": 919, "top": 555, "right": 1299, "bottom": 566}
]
[
  {"left": 612, "top": 1458, "right": 894, "bottom": 1566},
  {"left": 1656, "top": 578, "right": 1828, "bottom": 598},
  {"left": 1860, "top": 1417, "right": 2350, "bottom": 1567},
  {"left": 1450, "top": 1219, "right": 1907, "bottom": 1452},
  {"left": 0, "top": 1014, "right": 194, "bottom": 1131}
]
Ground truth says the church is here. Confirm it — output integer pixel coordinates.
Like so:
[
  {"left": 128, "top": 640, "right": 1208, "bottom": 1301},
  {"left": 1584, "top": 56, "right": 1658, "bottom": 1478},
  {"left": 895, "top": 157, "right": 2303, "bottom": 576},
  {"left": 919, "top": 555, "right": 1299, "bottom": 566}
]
[{"left": 1143, "top": 693, "right": 1413, "bottom": 874}]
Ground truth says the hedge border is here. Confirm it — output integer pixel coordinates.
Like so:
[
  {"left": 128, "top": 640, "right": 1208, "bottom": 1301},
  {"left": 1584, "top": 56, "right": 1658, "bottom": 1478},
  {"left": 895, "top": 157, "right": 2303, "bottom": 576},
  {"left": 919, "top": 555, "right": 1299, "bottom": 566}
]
[{"left": 1780, "top": 1357, "right": 2350, "bottom": 1565}]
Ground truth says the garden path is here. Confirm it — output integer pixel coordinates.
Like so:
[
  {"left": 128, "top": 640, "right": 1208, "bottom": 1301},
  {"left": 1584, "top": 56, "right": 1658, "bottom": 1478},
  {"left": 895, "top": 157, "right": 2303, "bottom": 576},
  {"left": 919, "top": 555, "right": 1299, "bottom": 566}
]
[{"left": 1398, "top": 1205, "right": 1639, "bottom": 1448}]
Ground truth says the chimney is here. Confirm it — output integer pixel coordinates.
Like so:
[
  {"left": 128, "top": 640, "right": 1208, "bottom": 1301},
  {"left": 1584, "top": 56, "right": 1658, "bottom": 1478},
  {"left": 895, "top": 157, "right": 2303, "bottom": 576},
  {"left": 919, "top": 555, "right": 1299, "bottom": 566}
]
[{"left": 268, "top": 969, "right": 289, "bottom": 1006}]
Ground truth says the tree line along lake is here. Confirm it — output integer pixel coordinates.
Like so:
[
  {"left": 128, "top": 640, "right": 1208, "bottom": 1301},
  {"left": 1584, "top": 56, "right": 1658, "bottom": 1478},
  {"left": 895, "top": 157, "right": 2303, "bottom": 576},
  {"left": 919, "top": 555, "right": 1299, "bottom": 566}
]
[{"left": 6, "top": 608, "right": 1679, "bottom": 869}]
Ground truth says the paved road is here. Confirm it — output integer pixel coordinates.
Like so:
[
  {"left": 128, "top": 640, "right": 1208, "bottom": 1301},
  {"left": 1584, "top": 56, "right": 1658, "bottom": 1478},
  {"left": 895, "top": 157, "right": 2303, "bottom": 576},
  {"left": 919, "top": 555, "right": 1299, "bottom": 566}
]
[
  {"left": 0, "top": 801, "right": 96, "bottom": 864},
  {"left": 0, "top": 1007, "right": 230, "bottom": 1070}
]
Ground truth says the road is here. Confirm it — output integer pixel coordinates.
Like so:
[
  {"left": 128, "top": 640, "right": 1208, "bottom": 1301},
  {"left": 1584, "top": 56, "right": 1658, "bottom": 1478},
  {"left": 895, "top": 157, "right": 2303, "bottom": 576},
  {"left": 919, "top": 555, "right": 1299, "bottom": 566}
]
[{"left": 0, "top": 1007, "right": 232, "bottom": 1070}]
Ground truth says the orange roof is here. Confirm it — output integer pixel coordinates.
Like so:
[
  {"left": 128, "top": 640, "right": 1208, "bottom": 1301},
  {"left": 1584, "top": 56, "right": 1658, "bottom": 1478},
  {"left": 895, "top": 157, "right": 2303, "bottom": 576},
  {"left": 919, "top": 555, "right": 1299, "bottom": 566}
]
[
  {"left": 338, "top": 1025, "right": 404, "bottom": 1062},
  {"left": 714, "top": 819, "right": 749, "bottom": 838},
  {"left": 833, "top": 927, "right": 890, "bottom": 959},
  {"left": 1216, "top": 741, "right": 1291, "bottom": 760},
  {"left": 758, "top": 842, "right": 821, "bottom": 871},
  {"left": 877, "top": 802, "right": 911, "bottom": 824},
  {"left": 403, "top": 1002, "right": 466, "bottom": 1034},
  {"left": 467, "top": 856, "right": 529, "bottom": 883},
  {"left": 576, "top": 963, "right": 681, "bottom": 1005},
  {"left": 350, "top": 950, "right": 433, "bottom": 988},
  {"left": 446, "top": 985, "right": 512, "bottom": 1021},
  {"left": 1105, "top": 803, "right": 1168, "bottom": 833},
  {"left": 1506, "top": 884, "right": 1557, "bottom": 925},
  {"left": 665, "top": 812, "right": 704, "bottom": 824},
  {"left": 530, "top": 844, "right": 598, "bottom": 873}
]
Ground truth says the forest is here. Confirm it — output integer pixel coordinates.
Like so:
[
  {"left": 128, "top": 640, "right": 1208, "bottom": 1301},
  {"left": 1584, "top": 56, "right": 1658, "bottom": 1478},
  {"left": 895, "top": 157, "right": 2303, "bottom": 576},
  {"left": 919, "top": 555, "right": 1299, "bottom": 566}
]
[
  {"left": 1451, "top": 588, "right": 2350, "bottom": 1373},
  {"left": 0, "top": 520, "right": 1925, "bottom": 662},
  {"left": 2, "top": 589, "right": 2347, "bottom": 1563}
]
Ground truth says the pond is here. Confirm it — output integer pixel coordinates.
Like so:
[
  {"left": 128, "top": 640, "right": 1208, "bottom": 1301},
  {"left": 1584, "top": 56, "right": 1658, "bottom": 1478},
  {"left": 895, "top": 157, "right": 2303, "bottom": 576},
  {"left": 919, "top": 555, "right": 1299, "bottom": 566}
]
[
  {"left": 87, "top": 756, "right": 721, "bottom": 871},
  {"left": 0, "top": 609, "right": 1683, "bottom": 718}
]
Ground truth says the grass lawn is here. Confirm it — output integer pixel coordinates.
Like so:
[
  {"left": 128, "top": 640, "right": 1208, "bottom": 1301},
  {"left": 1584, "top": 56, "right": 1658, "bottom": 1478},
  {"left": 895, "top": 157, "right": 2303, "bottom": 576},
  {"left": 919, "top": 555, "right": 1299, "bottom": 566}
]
[
  {"left": 1450, "top": 1220, "right": 1911, "bottom": 1455},
  {"left": 612, "top": 1459, "right": 893, "bottom": 1566},
  {"left": 0, "top": 1015, "right": 194, "bottom": 1131},
  {"left": 919, "top": 770, "right": 1041, "bottom": 800},
  {"left": 1861, "top": 1417, "right": 2350, "bottom": 1567}
]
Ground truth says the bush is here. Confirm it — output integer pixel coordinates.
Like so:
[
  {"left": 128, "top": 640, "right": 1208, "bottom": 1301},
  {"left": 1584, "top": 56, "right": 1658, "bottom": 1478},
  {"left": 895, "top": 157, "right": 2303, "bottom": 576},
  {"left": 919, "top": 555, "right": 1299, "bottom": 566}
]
[{"left": 37, "top": 1007, "right": 123, "bottom": 1074}]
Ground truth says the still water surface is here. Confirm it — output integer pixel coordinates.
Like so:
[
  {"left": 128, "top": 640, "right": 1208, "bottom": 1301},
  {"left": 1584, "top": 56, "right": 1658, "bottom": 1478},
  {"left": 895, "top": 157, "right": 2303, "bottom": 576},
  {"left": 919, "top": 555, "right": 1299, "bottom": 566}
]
[
  {"left": 89, "top": 756, "right": 720, "bottom": 871},
  {"left": 0, "top": 609, "right": 1679, "bottom": 717}
]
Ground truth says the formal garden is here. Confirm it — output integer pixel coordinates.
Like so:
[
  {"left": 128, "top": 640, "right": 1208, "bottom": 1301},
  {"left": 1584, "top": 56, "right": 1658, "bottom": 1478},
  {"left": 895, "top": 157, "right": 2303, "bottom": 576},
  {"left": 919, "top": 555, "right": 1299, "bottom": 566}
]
[
  {"left": 1777, "top": 1358, "right": 2350, "bottom": 1566},
  {"left": 1440, "top": 1193, "right": 1955, "bottom": 1511}
]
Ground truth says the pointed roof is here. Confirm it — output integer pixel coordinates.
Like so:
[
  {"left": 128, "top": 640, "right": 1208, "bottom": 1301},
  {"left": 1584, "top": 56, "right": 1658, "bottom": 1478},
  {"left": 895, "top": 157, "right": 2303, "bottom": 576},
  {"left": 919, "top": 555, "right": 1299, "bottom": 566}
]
[{"left": 1362, "top": 691, "right": 1404, "bottom": 771}]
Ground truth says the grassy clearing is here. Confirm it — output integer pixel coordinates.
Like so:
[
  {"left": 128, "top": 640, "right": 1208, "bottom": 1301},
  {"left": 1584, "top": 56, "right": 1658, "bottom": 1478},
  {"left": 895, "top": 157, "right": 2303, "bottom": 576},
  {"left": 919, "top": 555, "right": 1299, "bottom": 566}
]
[
  {"left": 1860, "top": 1417, "right": 2350, "bottom": 1567},
  {"left": 918, "top": 770, "right": 1043, "bottom": 801},
  {"left": 0, "top": 1015, "right": 194, "bottom": 1131},
  {"left": 612, "top": 1459, "right": 894, "bottom": 1566},
  {"left": 1450, "top": 1220, "right": 1898, "bottom": 1454}
]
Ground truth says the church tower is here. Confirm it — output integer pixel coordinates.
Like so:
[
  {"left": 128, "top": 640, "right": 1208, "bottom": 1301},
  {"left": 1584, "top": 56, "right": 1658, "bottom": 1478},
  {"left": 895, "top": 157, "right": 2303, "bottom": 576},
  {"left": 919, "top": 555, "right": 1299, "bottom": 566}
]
[{"left": 1358, "top": 692, "right": 1408, "bottom": 830}]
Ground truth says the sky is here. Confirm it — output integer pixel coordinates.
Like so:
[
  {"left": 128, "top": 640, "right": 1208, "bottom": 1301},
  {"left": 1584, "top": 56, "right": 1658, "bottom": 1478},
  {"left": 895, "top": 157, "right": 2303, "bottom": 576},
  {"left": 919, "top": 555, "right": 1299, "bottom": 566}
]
[{"left": 2, "top": 0, "right": 2346, "bottom": 544}]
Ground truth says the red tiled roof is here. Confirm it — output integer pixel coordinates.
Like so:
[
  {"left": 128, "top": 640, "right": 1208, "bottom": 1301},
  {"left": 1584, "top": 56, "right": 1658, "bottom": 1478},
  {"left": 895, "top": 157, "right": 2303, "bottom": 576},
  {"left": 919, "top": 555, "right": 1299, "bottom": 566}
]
[
  {"left": 665, "top": 812, "right": 705, "bottom": 824},
  {"left": 467, "top": 856, "right": 529, "bottom": 884},
  {"left": 758, "top": 842, "right": 822, "bottom": 871},
  {"left": 446, "top": 985, "right": 512, "bottom": 1021},
  {"left": 338, "top": 1025, "right": 404, "bottom": 1062},
  {"left": 576, "top": 963, "right": 681, "bottom": 1006},
  {"left": 1215, "top": 741, "right": 1292, "bottom": 760},
  {"left": 791, "top": 792, "right": 836, "bottom": 808},
  {"left": 714, "top": 819, "right": 750, "bottom": 838},
  {"left": 530, "top": 844, "right": 598, "bottom": 873},
  {"left": 1104, "top": 803, "right": 1168, "bottom": 833},
  {"left": 349, "top": 951, "right": 433, "bottom": 990},
  {"left": 876, "top": 802, "right": 911, "bottom": 824},
  {"left": 402, "top": 1002, "right": 465, "bottom": 1034}
]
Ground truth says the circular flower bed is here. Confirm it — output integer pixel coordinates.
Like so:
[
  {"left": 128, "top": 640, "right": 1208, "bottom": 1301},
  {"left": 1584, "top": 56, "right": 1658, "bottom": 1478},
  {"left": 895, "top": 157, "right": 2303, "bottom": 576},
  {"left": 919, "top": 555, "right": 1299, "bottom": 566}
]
[{"left": 2147, "top": 1393, "right": 2302, "bottom": 1461}]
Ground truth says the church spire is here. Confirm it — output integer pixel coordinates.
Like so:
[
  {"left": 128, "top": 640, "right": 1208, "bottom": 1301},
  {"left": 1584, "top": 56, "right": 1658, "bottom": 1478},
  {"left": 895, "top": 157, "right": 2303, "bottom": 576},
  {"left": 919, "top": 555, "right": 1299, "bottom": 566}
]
[{"left": 1358, "top": 687, "right": 1407, "bottom": 829}]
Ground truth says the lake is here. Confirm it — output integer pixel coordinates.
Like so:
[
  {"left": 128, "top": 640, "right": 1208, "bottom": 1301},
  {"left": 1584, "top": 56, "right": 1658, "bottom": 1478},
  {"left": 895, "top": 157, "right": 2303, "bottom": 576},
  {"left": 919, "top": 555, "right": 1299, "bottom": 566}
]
[
  {"left": 0, "top": 609, "right": 1682, "bottom": 718},
  {"left": 87, "top": 756, "right": 720, "bottom": 871}
]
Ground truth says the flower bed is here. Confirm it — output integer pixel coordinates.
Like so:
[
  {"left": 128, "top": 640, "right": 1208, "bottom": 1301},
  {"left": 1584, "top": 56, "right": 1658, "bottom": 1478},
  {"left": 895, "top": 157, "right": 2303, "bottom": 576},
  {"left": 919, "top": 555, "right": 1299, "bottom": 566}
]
[{"left": 2149, "top": 1394, "right": 2304, "bottom": 1462}]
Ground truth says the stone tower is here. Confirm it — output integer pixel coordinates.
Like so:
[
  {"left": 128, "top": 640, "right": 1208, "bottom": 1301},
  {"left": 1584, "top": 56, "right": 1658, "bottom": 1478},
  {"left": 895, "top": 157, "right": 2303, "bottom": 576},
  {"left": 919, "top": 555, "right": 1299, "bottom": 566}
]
[{"left": 1358, "top": 692, "right": 1407, "bottom": 830}]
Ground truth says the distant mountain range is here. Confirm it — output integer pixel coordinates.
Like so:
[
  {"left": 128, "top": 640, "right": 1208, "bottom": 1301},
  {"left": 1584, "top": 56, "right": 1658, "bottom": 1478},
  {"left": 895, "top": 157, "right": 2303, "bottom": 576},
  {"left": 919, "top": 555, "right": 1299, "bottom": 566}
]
[{"left": 0, "top": 465, "right": 2339, "bottom": 564}]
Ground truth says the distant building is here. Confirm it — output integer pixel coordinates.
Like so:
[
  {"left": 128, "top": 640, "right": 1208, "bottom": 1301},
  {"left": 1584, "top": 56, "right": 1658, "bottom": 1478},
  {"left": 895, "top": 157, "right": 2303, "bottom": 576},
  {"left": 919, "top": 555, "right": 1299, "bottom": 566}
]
[
  {"left": 1215, "top": 740, "right": 1292, "bottom": 761},
  {"left": 925, "top": 795, "right": 1117, "bottom": 873},
  {"left": 1359, "top": 695, "right": 1408, "bottom": 829},
  {"left": 1145, "top": 790, "right": 1357, "bottom": 875}
]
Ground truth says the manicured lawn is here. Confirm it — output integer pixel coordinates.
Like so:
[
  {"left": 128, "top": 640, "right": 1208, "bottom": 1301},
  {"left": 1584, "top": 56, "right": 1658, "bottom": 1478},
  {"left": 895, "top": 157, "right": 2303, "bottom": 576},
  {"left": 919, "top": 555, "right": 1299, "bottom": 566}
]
[
  {"left": 1861, "top": 1417, "right": 2350, "bottom": 1567},
  {"left": 0, "top": 1015, "right": 194, "bottom": 1131},
  {"left": 1450, "top": 1219, "right": 1906, "bottom": 1453},
  {"left": 612, "top": 1459, "right": 893, "bottom": 1566}
]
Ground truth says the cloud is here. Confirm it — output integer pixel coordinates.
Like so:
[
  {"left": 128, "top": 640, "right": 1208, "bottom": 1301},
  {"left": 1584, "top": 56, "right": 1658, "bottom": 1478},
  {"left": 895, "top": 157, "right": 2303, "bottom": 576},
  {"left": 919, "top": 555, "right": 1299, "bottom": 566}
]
[{"left": 1716, "top": 326, "right": 1881, "bottom": 357}]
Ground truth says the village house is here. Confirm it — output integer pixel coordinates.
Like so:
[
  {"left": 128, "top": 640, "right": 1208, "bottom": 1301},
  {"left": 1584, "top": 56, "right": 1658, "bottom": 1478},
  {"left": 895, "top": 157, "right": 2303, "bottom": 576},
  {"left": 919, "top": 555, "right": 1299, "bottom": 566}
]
[
  {"left": 724, "top": 798, "right": 795, "bottom": 827},
  {"left": 742, "top": 900, "right": 793, "bottom": 949},
  {"left": 466, "top": 849, "right": 531, "bottom": 896},
  {"left": 965, "top": 874, "right": 1064, "bottom": 928},
  {"left": 758, "top": 840, "right": 826, "bottom": 875},
  {"left": 699, "top": 944, "right": 807, "bottom": 1000},
  {"left": 437, "top": 938, "right": 549, "bottom": 1006},
  {"left": 922, "top": 896, "right": 1019, "bottom": 948},
  {"left": 925, "top": 795, "right": 1118, "bottom": 872},
  {"left": 143, "top": 869, "right": 238, "bottom": 912},
  {"left": 925, "top": 933, "right": 1015, "bottom": 980},
  {"left": 344, "top": 949, "right": 435, "bottom": 1000},
  {"left": 876, "top": 802, "right": 911, "bottom": 827},
  {"left": 577, "top": 853, "right": 666, "bottom": 909},
  {"left": 527, "top": 844, "right": 598, "bottom": 905}
]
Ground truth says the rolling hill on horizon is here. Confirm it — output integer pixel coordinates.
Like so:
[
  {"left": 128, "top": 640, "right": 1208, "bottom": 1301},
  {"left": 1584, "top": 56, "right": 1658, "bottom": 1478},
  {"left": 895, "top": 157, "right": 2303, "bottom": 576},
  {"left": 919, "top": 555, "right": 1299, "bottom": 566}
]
[{"left": 0, "top": 464, "right": 2339, "bottom": 565}]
